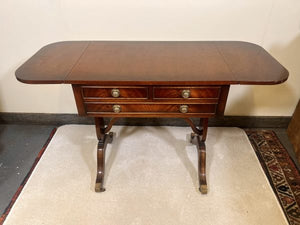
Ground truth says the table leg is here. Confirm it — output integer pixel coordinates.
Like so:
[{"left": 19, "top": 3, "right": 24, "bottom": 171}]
[
  {"left": 94, "top": 117, "right": 115, "bottom": 192},
  {"left": 190, "top": 118, "right": 208, "bottom": 194}
]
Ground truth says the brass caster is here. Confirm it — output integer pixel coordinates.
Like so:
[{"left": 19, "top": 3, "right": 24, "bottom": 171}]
[
  {"left": 199, "top": 184, "right": 208, "bottom": 194},
  {"left": 95, "top": 183, "right": 106, "bottom": 192}
]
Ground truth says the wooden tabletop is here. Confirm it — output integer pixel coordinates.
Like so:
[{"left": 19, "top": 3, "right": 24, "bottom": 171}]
[{"left": 15, "top": 41, "right": 288, "bottom": 85}]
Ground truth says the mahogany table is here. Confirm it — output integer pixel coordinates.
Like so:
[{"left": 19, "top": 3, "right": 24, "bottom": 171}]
[{"left": 16, "top": 41, "right": 289, "bottom": 193}]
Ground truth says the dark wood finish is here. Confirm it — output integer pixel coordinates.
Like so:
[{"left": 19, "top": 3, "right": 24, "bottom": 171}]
[
  {"left": 104, "top": 118, "right": 119, "bottom": 134},
  {"left": 76, "top": 85, "right": 221, "bottom": 104},
  {"left": 82, "top": 86, "right": 148, "bottom": 100},
  {"left": 16, "top": 42, "right": 89, "bottom": 84},
  {"left": 287, "top": 99, "right": 300, "bottom": 163},
  {"left": 190, "top": 118, "right": 209, "bottom": 193},
  {"left": 72, "top": 85, "right": 228, "bottom": 119},
  {"left": 72, "top": 85, "right": 87, "bottom": 116},
  {"left": 15, "top": 41, "right": 289, "bottom": 194},
  {"left": 183, "top": 118, "right": 203, "bottom": 135},
  {"left": 153, "top": 86, "right": 220, "bottom": 99},
  {"left": 94, "top": 117, "right": 117, "bottom": 192},
  {"left": 95, "top": 117, "right": 105, "bottom": 140},
  {"left": 200, "top": 118, "right": 209, "bottom": 141},
  {"left": 85, "top": 103, "right": 217, "bottom": 114},
  {"left": 95, "top": 132, "right": 113, "bottom": 192},
  {"left": 87, "top": 112, "right": 217, "bottom": 118},
  {"left": 16, "top": 41, "right": 288, "bottom": 85},
  {"left": 216, "top": 86, "right": 230, "bottom": 116},
  {"left": 198, "top": 140, "right": 207, "bottom": 193}
]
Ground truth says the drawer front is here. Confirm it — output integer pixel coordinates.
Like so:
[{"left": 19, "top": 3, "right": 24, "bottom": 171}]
[
  {"left": 85, "top": 103, "right": 216, "bottom": 114},
  {"left": 153, "top": 86, "right": 220, "bottom": 99},
  {"left": 73, "top": 84, "right": 229, "bottom": 117},
  {"left": 82, "top": 86, "right": 148, "bottom": 100}
]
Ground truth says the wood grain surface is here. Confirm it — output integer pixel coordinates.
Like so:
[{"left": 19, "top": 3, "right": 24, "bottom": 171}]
[{"left": 15, "top": 41, "right": 288, "bottom": 85}]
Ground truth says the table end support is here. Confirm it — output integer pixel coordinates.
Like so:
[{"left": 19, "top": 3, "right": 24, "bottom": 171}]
[
  {"left": 94, "top": 117, "right": 116, "bottom": 192},
  {"left": 95, "top": 132, "right": 113, "bottom": 192},
  {"left": 190, "top": 118, "right": 208, "bottom": 194}
]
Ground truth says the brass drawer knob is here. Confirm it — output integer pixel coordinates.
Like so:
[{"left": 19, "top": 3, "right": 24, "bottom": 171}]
[
  {"left": 112, "top": 105, "right": 121, "bottom": 113},
  {"left": 179, "top": 105, "right": 189, "bottom": 113},
  {"left": 181, "top": 90, "right": 190, "bottom": 98},
  {"left": 111, "top": 89, "right": 120, "bottom": 98}
]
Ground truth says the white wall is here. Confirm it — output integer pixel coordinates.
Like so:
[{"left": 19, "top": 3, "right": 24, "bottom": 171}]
[{"left": 0, "top": 0, "right": 299, "bottom": 116}]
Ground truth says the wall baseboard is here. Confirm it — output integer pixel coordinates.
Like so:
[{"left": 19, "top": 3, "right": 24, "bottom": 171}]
[{"left": 0, "top": 113, "right": 291, "bottom": 128}]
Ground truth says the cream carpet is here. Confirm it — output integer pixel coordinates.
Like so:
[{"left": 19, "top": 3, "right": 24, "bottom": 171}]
[{"left": 4, "top": 125, "right": 287, "bottom": 225}]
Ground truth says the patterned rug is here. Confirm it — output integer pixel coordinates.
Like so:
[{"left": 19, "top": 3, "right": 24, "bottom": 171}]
[{"left": 246, "top": 130, "right": 300, "bottom": 225}]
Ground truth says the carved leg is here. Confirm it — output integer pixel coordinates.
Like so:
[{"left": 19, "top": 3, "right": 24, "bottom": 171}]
[
  {"left": 190, "top": 118, "right": 208, "bottom": 194},
  {"left": 95, "top": 132, "right": 113, "bottom": 192},
  {"left": 198, "top": 137, "right": 207, "bottom": 193},
  {"left": 94, "top": 117, "right": 117, "bottom": 192}
]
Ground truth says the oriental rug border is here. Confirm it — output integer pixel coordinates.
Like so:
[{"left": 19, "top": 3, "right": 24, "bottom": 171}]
[{"left": 246, "top": 130, "right": 300, "bottom": 225}]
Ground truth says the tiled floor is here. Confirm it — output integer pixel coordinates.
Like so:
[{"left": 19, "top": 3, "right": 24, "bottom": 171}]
[{"left": 0, "top": 124, "right": 299, "bottom": 215}]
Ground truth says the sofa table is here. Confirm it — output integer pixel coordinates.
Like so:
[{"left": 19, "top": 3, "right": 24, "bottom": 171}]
[{"left": 15, "top": 41, "right": 289, "bottom": 193}]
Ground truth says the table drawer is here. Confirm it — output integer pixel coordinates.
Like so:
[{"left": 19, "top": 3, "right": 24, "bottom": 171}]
[
  {"left": 85, "top": 103, "right": 217, "bottom": 114},
  {"left": 82, "top": 86, "right": 148, "bottom": 100},
  {"left": 153, "top": 86, "right": 220, "bottom": 99}
]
